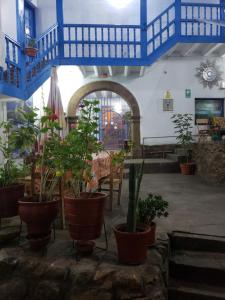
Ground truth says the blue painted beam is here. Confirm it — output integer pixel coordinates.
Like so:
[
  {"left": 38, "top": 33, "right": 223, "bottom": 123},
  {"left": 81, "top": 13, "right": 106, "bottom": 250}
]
[
  {"left": 175, "top": 0, "right": 181, "bottom": 37},
  {"left": 220, "top": 0, "right": 225, "bottom": 36},
  {"left": 140, "top": 0, "right": 147, "bottom": 60},
  {"left": 56, "top": 0, "right": 64, "bottom": 58},
  {"left": 16, "top": 0, "right": 26, "bottom": 90}
]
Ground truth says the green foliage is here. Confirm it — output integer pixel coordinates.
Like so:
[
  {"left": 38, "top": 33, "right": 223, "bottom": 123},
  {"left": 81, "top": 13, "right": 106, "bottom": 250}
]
[
  {"left": 171, "top": 113, "right": 193, "bottom": 162},
  {"left": 171, "top": 113, "right": 193, "bottom": 146},
  {"left": 0, "top": 108, "right": 38, "bottom": 187},
  {"left": 61, "top": 99, "right": 103, "bottom": 197},
  {"left": 137, "top": 194, "right": 168, "bottom": 225},
  {"left": 27, "top": 38, "right": 36, "bottom": 48},
  {"left": 126, "top": 161, "right": 144, "bottom": 232}
]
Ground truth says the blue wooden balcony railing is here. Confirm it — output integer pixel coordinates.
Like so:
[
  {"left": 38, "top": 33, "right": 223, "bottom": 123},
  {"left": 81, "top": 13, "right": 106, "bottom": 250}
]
[{"left": 1, "top": 0, "right": 225, "bottom": 99}]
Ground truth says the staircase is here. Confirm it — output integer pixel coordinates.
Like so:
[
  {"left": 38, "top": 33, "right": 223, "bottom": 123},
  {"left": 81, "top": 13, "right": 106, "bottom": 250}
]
[
  {"left": 168, "top": 231, "right": 225, "bottom": 300},
  {"left": 0, "top": 1, "right": 225, "bottom": 99}
]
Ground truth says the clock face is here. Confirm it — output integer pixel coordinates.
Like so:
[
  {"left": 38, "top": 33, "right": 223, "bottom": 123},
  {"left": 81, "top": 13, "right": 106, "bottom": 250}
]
[{"left": 196, "top": 60, "right": 222, "bottom": 88}]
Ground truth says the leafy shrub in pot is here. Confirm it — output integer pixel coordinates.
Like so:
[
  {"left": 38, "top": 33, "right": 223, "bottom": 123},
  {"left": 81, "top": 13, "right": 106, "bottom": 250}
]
[
  {"left": 171, "top": 113, "right": 195, "bottom": 175},
  {"left": 137, "top": 194, "right": 168, "bottom": 246}
]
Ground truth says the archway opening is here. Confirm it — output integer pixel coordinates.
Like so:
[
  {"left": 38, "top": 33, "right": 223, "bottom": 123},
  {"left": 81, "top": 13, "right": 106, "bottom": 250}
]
[
  {"left": 77, "top": 91, "right": 132, "bottom": 150},
  {"left": 67, "top": 81, "right": 141, "bottom": 156}
]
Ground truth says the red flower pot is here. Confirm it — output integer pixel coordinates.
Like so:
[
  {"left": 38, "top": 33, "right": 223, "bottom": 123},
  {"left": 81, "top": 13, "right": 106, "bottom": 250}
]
[
  {"left": 147, "top": 222, "right": 156, "bottom": 247},
  {"left": 24, "top": 47, "right": 38, "bottom": 57},
  {"left": 0, "top": 184, "right": 24, "bottom": 218},
  {"left": 113, "top": 223, "right": 151, "bottom": 265},
  {"left": 180, "top": 163, "right": 195, "bottom": 175},
  {"left": 18, "top": 197, "right": 59, "bottom": 238},
  {"left": 64, "top": 192, "right": 106, "bottom": 241}
]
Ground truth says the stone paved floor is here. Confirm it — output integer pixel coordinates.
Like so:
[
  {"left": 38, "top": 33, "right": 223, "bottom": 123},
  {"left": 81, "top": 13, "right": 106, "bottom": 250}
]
[
  {"left": 2, "top": 173, "right": 225, "bottom": 251},
  {"left": 120, "top": 173, "right": 225, "bottom": 237}
]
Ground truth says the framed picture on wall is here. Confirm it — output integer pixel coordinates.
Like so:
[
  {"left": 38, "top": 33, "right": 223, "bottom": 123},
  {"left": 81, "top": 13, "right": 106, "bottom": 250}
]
[{"left": 195, "top": 98, "right": 224, "bottom": 121}]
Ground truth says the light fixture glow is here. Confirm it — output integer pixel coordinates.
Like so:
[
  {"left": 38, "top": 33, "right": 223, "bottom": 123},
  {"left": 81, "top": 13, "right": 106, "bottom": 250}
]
[{"left": 108, "top": 0, "right": 133, "bottom": 9}]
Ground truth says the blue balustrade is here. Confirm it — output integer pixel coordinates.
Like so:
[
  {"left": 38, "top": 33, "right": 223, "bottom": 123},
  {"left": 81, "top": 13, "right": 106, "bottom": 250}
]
[
  {"left": 5, "top": 35, "right": 21, "bottom": 87},
  {"left": 63, "top": 24, "right": 141, "bottom": 61},
  {"left": 147, "top": 3, "right": 176, "bottom": 56},
  {"left": 1, "top": 1, "right": 225, "bottom": 99},
  {"left": 181, "top": 2, "right": 222, "bottom": 38}
]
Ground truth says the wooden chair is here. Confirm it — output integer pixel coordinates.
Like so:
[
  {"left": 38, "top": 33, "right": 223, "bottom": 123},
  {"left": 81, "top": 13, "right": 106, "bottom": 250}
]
[
  {"left": 196, "top": 118, "right": 210, "bottom": 141},
  {"left": 98, "top": 153, "right": 124, "bottom": 211}
]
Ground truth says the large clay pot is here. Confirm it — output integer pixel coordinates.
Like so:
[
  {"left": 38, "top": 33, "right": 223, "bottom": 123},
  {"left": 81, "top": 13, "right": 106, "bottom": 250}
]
[
  {"left": 113, "top": 223, "right": 151, "bottom": 265},
  {"left": 180, "top": 163, "right": 195, "bottom": 175},
  {"left": 0, "top": 184, "right": 25, "bottom": 218},
  {"left": 18, "top": 197, "right": 59, "bottom": 237},
  {"left": 64, "top": 192, "right": 107, "bottom": 241}
]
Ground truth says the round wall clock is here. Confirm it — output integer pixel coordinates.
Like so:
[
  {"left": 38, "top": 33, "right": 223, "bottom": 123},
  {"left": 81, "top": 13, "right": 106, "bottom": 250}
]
[{"left": 196, "top": 60, "right": 222, "bottom": 89}]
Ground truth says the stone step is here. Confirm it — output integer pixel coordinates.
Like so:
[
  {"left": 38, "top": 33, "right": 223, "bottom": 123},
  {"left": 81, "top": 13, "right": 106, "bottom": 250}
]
[
  {"left": 169, "top": 250, "right": 225, "bottom": 286},
  {"left": 169, "top": 279, "right": 225, "bottom": 300},
  {"left": 169, "top": 231, "right": 225, "bottom": 253},
  {"left": 124, "top": 158, "right": 180, "bottom": 174},
  {"left": 166, "top": 153, "right": 185, "bottom": 163}
]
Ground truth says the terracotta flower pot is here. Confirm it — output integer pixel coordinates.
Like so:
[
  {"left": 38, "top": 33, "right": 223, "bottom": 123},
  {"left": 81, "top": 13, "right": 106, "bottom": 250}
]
[
  {"left": 0, "top": 184, "right": 24, "bottom": 218},
  {"left": 147, "top": 222, "right": 156, "bottom": 247},
  {"left": 26, "top": 231, "right": 51, "bottom": 251},
  {"left": 113, "top": 223, "right": 151, "bottom": 265},
  {"left": 64, "top": 192, "right": 107, "bottom": 241},
  {"left": 24, "top": 47, "right": 38, "bottom": 57},
  {"left": 18, "top": 197, "right": 59, "bottom": 239},
  {"left": 180, "top": 163, "right": 195, "bottom": 175}
]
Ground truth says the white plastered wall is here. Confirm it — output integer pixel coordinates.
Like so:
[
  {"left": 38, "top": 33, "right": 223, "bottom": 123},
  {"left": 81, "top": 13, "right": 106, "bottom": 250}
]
[{"left": 33, "top": 56, "right": 225, "bottom": 145}]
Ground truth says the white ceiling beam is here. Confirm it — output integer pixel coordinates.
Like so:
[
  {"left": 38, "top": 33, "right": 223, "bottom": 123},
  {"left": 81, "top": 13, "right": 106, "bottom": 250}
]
[
  {"left": 218, "top": 46, "right": 225, "bottom": 56},
  {"left": 79, "top": 66, "right": 87, "bottom": 77},
  {"left": 108, "top": 66, "right": 114, "bottom": 77},
  {"left": 124, "top": 66, "right": 130, "bottom": 77},
  {"left": 139, "top": 66, "right": 145, "bottom": 77},
  {"left": 163, "top": 44, "right": 180, "bottom": 58},
  {"left": 202, "top": 43, "right": 223, "bottom": 56},
  {"left": 93, "top": 66, "right": 100, "bottom": 77},
  {"left": 182, "top": 44, "right": 201, "bottom": 56}
]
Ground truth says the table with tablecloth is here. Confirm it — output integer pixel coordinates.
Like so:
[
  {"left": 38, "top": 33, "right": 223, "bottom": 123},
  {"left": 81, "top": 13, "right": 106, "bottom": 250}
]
[{"left": 87, "top": 151, "right": 111, "bottom": 191}]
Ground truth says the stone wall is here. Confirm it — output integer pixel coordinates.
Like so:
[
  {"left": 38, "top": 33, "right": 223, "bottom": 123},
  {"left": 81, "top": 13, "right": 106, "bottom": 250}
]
[
  {"left": 195, "top": 142, "right": 225, "bottom": 184},
  {"left": 0, "top": 240, "right": 168, "bottom": 300}
]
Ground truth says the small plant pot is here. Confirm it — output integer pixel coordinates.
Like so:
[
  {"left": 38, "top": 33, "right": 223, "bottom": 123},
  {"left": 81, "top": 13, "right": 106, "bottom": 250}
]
[
  {"left": 113, "top": 223, "right": 151, "bottom": 265},
  {"left": 180, "top": 163, "right": 195, "bottom": 175},
  {"left": 0, "top": 184, "right": 25, "bottom": 218},
  {"left": 147, "top": 222, "right": 156, "bottom": 247},
  {"left": 24, "top": 47, "right": 38, "bottom": 57}
]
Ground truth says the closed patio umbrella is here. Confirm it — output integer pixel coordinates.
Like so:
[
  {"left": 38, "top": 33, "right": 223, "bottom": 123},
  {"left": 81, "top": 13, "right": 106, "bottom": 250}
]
[{"left": 47, "top": 66, "right": 67, "bottom": 139}]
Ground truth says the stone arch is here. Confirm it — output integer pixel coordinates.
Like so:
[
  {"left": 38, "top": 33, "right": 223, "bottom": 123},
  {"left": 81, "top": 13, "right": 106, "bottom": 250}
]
[{"left": 67, "top": 80, "right": 141, "bottom": 156}]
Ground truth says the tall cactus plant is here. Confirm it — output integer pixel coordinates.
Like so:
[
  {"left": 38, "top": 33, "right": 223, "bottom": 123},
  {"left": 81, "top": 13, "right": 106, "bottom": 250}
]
[{"left": 126, "top": 161, "right": 144, "bottom": 232}]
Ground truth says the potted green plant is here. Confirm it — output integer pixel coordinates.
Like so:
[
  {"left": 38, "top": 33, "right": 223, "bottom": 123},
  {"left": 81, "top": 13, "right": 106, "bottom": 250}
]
[
  {"left": 17, "top": 108, "right": 62, "bottom": 250},
  {"left": 62, "top": 100, "right": 107, "bottom": 253},
  {"left": 171, "top": 113, "right": 195, "bottom": 175},
  {"left": 24, "top": 38, "right": 38, "bottom": 57},
  {"left": 113, "top": 161, "right": 151, "bottom": 265},
  {"left": 137, "top": 194, "right": 168, "bottom": 246},
  {"left": 0, "top": 121, "right": 26, "bottom": 218}
]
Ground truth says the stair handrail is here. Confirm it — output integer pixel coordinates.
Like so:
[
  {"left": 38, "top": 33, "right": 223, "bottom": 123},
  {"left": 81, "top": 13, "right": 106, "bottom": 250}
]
[{"left": 147, "top": 2, "right": 175, "bottom": 29}]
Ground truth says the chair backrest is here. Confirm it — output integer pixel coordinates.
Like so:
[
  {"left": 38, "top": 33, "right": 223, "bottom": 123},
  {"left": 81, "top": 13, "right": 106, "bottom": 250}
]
[
  {"left": 196, "top": 118, "right": 209, "bottom": 126},
  {"left": 196, "top": 118, "right": 209, "bottom": 134},
  {"left": 109, "top": 151, "right": 124, "bottom": 183}
]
